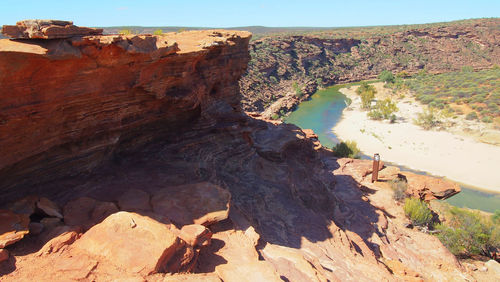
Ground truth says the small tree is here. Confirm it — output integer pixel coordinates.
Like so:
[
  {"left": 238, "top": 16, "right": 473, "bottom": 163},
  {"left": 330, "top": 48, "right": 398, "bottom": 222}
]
[
  {"left": 379, "top": 70, "right": 395, "bottom": 84},
  {"left": 465, "top": 111, "right": 478, "bottom": 120},
  {"left": 368, "top": 98, "right": 398, "bottom": 121},
  {"left": 356, "top": 82, "right": 377, "bottom": 109},
  {"left": 356, "top": 81, "right": 374, "bottom": 95},
  {"left": 119, "top": 29, "right": 132, "bottom": 35},
  {"left": 292, "top": 82, "right": 303, "bottom": 97},
  {"left": 153, "top": 29, "right": 163, "bottom": 35},
  {"left": 414, "top": 108, "right": 441, "bottom": 130}
]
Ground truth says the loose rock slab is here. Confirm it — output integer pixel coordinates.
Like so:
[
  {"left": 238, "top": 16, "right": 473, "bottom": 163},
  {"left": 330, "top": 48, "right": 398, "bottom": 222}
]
[
  {"left": 400, "top": 172, "right": 461, "bottom": 200},
  {"left": 152, "top": 182, "right": 231, "bottom": 226},
  {"left": 0, "top": 248, "right": 9, "bottom": 262},
  {"left": 63, "top": 197, "right": 119, "bottom": 230},
  {"left": 0, "top": 209, "right": 30, "bottom": 248},
  {"left": 2, "top": 20, "right": 103, "bottom": 39},
  {"left": 71, "top": 211, "right": 187, "bottom": 276}
]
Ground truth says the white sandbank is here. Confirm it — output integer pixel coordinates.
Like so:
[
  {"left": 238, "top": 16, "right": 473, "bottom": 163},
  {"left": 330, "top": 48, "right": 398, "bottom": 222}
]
[{"left": 333, "top": 86, "right": 500, "bottom": 193}]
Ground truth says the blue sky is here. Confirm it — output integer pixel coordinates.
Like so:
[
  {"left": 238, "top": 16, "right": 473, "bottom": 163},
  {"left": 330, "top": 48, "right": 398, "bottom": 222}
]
[{"left": 0, "top": 0, "right": 498, "bottom": 27}]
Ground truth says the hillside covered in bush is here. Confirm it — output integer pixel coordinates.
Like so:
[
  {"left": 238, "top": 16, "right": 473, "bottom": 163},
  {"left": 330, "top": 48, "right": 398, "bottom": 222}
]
[{"left": 239, "top": 18, "right": 500, "bottom": 114}]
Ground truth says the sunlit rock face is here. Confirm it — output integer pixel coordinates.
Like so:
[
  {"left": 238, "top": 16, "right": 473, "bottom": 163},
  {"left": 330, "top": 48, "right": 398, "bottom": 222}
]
[
  {"left": 0, "top": 29, "right": 251, "bottom": 191},
  {"left": 0, "top": 22, "right": 476, "bottom": 282}
]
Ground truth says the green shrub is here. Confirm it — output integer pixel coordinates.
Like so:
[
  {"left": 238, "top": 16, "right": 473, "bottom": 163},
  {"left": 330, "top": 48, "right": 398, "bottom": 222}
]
[
  {"left": 367, "top": 110, "right": 383, "bottom": 120},
  {"left": 356, "top": 81, "right": 375, "bottom": 95},
  {"left": 493, "top": 210, "right": 500, "bottom": 224},
  {"left": 270, "top": 113, "right": 279, "bottom": 120},
  {"left": 482, "top": 116, "right": 493, "bottom": 123},
  {"left": 153, "top": 29, "right": 163, "bottom": 35},
  {"left": 396, "top": 70, "right": 410, "bottom": 78},
  {"left": 414, "top": 108, "right": 441, "bottom": 130},
  {"left": 465, "top": 111, "right": 478, "bottom": 120},
  {"left": 461, "top": 66, "right": 474, "bottom": 72},
  {"left": 119, "top": 29, "right": 132, "bottom": 35},
  {"left": 390, "top": 178, "right": 408, "bottom": 201},
  {"left": 435, "top": 207, "right": 500, "bottom": 258},
  {"left": 332, "top": 140, "right": 360, "bottom": 159},
  {"left": 404, "top": 198, "right": 433, "bottom": 227},
  {"left": 378, "top": 70, "right": 395, "bottom": 83},
  {"left": 292, "top": 82, "right": 303, "bottom": 97}
]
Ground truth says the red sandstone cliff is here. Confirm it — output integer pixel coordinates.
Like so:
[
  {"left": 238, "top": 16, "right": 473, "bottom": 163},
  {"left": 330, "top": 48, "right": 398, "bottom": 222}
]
[
  {"left": 0, "top": 23, "right": 486, "bottom": 281},
  {"left": 0, "top": 29, "right": 251, "bottom": 191}
]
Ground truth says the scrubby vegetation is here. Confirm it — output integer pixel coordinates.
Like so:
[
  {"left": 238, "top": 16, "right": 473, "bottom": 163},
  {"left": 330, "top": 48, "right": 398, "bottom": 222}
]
[
  {"left": 405, "top": 67, "right": 500, "bottom": 124},
  {"left": 332, "top": 140, "right": 360, "bottom": 159},
  {"left": 390, "top": 178, "right": 408, "bottom": 201},
  {"left": 434, "top": 206, "right": 500, "bottom": 258},
  {"left": 119, "top": 29, "right": 133, "bottom": 35},
  {"left": 378, "top": 70, "right": 395, "bottom": 84},
  {"left": 368, "top": 98, "right": 398, "bottom": 122},
  {"left": 414, "top": 108, "right": 442, "bottom": 129},
  {"left": 404, "top": 198, "right": 433, "bottom": 227},
  {"left": 356, "top": 82, "right": 376, "bottom": 109},
  {"left": 239, "top": 19, "right": 500, "bottom": 114}
]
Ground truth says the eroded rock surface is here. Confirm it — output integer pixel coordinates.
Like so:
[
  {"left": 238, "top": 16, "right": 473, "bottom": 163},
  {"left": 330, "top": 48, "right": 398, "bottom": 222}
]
[
  {"left": 0, "top": 23, "right": 481, "bottom": 281},
  {"left": 151, "top": 182, "right": 231, "bottom": 226},
  {"left": 2, "top": 20, "right": 103, "bottom": 39},
  {"left": 0, "top": 29, "right": 251, "bottom": 194},
  {"left": 0, "top": 210, "right": 29, "bottom": 248},
  {"left": 71, "top": 211, "right": 187, "bottom": 276},
  {"left": 400, "top": 171, "right": 461, "bottom": 200}
]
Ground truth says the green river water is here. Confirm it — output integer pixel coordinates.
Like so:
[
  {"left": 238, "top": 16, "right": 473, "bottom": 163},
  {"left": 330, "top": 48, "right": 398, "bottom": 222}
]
[{"left": 285, "top": 84, "right": 500, "bottom": 213}]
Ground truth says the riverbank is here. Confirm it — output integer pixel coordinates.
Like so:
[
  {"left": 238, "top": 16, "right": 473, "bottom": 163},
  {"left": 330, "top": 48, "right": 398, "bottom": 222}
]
[{"left": 333, "top": 84, "right": 500, "bottom": 193}]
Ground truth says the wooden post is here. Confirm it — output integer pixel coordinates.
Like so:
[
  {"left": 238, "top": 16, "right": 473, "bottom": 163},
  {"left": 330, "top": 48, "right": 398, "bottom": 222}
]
[{"left": 371, "top": 153, "right": 380, "bottom": 183}]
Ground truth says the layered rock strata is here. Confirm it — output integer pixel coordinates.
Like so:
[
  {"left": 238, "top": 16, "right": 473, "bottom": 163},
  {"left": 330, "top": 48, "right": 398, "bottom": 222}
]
[
  {"left": 0, "top": 23, "right": 481, "bottom": 281},
  {"left": 2, "top": 20, "right": 103, "bottom": 39},
  {"left": 0, "top": 29, "right": 251, "bottom": 192},
  {"left": 241, "top": 18, "right": 500, "bottom": 115}
]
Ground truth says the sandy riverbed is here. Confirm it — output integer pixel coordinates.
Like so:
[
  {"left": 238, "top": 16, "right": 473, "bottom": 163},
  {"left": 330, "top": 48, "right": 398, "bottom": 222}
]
[{"left": 333, "top": 84, "right": 500, "bottom": 193}]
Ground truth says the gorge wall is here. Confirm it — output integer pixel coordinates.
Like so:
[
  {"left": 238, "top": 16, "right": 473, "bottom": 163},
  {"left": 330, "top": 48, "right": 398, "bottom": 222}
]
[
  {"left": 0, "top": 30, "right": 251, "bottom": 191},
  {"left": 240, "top": 18, "right": 500, "bottom": 115},
  {"left": 0, "top": 23, "right": 486, "bottom": 281}
]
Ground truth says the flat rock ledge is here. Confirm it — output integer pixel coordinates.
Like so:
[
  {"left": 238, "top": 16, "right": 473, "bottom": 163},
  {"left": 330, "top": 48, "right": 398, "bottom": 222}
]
[{"left": 2, "top": 19, "right": 103, "bottom": 39}]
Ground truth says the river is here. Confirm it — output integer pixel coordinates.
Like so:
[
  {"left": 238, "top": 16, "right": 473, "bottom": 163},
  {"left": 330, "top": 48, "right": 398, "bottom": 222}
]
[{"left": 285, "top": 83, "right": 500, "bottom": 213}]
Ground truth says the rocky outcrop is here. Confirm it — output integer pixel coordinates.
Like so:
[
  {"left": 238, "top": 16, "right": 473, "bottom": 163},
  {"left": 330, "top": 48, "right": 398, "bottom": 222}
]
[
  {"left": 2, "top": 20, "right": 103, "bottom": 39},
  {"left": 241, "top": 18, "right": 500, "bottom": 115},
  {"left": 72, "top": 211, "right": 191, "bottom": 275},
  {"left": 399, "top": 172, "right": 461, "bottom": 201},
  {"left": 0, "top": 21, "right": 480, "bottom": 281},
  {"left": 151, "top": 182, "right": 231, "bottom": 226},
  {"left": 0, "top": 210, "right": 29, "bottom": 248},
  {"left": 0, "top": 28, "right": 251, "bottom": 194}
]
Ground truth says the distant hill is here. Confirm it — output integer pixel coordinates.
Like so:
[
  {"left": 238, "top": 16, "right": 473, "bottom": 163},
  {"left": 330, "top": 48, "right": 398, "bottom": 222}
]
[{"left": 100, "top": 18, "right": 499, "bottom": 40}]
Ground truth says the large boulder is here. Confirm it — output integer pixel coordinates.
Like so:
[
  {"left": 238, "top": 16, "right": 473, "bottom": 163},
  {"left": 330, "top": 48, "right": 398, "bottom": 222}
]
[
  {"left": 63, "top": 197, "right": 119, "bottom": 230},
  {"left": 71, "top": 211, "right": 194, "bottom": 276},
  {"left": 117, "top": 188, "right": 152, "bottom": 212},
  {"left": 0, "top": 248, "right": 9, "bottom": 262},
  {"left": 179, "top": 224, "right": 213, "bottom": 248},
  {"left": 399, "top": 172, "right": 461, "bottom": 200},
  {"left": 2, "top": 20, "right": 103, "bottom": 39},
  {"left": 0, "top": 209, "right": 30, "bottom": 248},
  {"left": 151, "top": 182, "right": 231, "bottom": 226},
  {"left": 337, "top": 158, "right": 385, "bottom": 180}
]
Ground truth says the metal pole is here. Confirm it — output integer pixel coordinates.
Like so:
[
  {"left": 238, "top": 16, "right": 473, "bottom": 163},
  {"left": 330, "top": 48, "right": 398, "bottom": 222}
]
[{"left": 372, "top": 153, "right": 380, "bottom": 183}]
